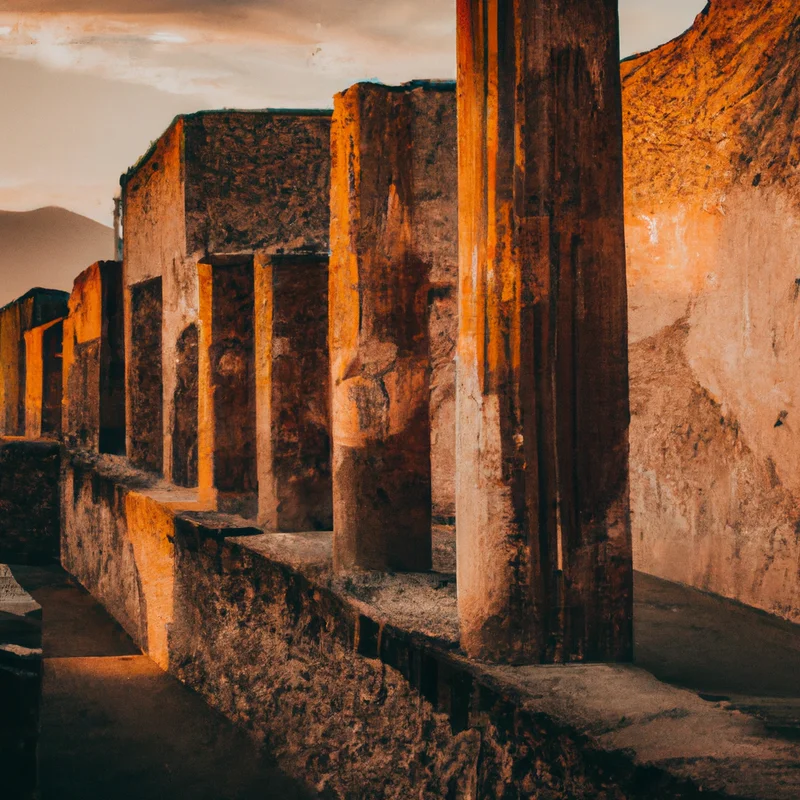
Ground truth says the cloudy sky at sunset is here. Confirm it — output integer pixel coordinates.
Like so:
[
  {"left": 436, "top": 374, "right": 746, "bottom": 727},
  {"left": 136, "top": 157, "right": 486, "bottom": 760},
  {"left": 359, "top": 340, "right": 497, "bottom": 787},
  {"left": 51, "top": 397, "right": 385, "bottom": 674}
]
[{"left": 0, "top": 0, "right": 708, "bottom": 226}]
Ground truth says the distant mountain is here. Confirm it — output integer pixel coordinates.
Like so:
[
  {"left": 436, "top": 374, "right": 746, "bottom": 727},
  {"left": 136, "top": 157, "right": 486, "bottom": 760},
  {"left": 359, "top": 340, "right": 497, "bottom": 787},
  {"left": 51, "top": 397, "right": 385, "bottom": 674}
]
[{"left": 0, "top": 207, "right": 114, "bottom": 307}]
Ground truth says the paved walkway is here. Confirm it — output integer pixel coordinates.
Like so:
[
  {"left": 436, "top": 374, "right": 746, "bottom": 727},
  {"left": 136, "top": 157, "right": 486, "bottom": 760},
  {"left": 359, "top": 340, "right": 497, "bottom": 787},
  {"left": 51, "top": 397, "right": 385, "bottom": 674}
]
[{"left": 11, "top": 565, "right": 312, "bottom": 800}]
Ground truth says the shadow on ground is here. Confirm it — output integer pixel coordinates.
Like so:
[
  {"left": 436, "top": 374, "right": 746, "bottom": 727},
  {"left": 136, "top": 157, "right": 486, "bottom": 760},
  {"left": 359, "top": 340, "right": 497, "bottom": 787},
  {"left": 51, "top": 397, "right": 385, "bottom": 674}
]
[{"left": 12, "top": 566, "right": 314, "bottom": 800}]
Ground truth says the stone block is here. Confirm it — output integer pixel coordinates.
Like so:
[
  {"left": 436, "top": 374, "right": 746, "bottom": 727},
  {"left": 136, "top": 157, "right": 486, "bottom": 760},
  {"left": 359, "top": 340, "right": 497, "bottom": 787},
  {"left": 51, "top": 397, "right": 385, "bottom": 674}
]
[{"left": 0, "top": 439, "right": 60, "bottom": 565}]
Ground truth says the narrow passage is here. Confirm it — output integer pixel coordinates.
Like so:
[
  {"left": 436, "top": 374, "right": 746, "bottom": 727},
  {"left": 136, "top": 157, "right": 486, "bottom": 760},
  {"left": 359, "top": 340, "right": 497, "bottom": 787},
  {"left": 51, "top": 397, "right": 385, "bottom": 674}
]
[{"left": 12, "top": 565, "right": 312, "bottom": 800}]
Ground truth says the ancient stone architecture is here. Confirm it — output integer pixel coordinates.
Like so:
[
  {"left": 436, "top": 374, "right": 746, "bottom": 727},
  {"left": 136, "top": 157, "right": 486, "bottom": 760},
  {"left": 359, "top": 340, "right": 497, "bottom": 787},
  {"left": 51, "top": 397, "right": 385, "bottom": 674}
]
[
  {"left": 255, "top": 253, "right": 332, "bottom": 532},
  {"left": 62, "top": 261, "right": 126, "bottom": 454},
  {"left": 330, "top": 80, "right": 457, "bottom": 572},
  {"left": 121, "top": 110, "right": 332, "bottom": 483},
  {"left": 24, "top": 317, "right": 64, "bottom": 440},
  {"left": 0, "top": 289, "right": 68, "bottom": 437},
  {"left": 455, "top": 0, "right": 632, "bottom": 663},
  {"left": 623, "top": 0, "right": 800, "bottom": 623},
  {"left": 2, "top": 2, "right": 800, "bottom": 798}
]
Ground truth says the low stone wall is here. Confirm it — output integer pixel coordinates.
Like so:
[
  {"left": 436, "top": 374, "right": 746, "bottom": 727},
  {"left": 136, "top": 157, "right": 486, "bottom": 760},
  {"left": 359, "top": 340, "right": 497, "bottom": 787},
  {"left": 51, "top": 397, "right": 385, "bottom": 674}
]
[
  {"left": 0, "top": 439, "right": 60, "bottom": 565},
  {"left": 61, "top": 452, "right": 800, "bottom": 800},
  {"left": 0, "top": 565, "right": 42, "bottom": 800}
]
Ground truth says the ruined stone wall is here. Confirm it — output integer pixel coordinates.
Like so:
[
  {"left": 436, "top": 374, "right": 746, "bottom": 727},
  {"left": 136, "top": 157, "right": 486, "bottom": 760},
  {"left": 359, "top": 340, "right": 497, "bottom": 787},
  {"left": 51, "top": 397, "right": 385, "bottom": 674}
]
[
  {"left": 0, "top": 290, "right": 68, "bottom": 436},
  {"left": 122, "top": 112, "right": 332, "bottom": 485},
  {"left": 56, "top": 454, "right": 753, "bottom": 799},
  {"left": 63, "top": 262, "right": 126, "bottom": 454},
  {"left": 183, "top": 111, "right": 332, "bottom": 258},
  {"left": 623, "top": 0, "right": 800, "bottom": 622},
  {"left": 0, "top": 439, "right": 60, "bottom": 564},
  {"left": 122, "top": 121, "right": 184, "bottom": 477}
]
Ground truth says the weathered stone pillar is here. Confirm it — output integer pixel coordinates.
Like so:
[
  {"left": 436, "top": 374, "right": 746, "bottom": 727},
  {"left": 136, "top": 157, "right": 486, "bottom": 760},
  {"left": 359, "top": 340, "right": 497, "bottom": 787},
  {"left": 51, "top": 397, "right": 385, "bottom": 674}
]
[
  {"left": 24, "top": 317, "right": 64, "bottom": 439},
  {"left": 62, "top": 261, "right": 126, "bottom": 454},
  {"left": 126, "top": 277, "right": 163, "bottom": 473},
  {"left": 330, "top": 81, "right": 456, "bottom": 572},
  {"left": 456, "top": 0, "right": 633, "bottom": 663},
  {"left": 198, "top": 255, "right": 257, "bottom": 517},
  {"left": 255, "top": 253, "right": 332, "bottom": 532}
]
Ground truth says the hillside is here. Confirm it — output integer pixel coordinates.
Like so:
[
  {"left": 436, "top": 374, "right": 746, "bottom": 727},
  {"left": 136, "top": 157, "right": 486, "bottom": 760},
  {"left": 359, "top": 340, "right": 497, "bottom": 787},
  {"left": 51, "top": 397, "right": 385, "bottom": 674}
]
[{"left": 0, "top": 207, "right": 114, "bottom": 306}]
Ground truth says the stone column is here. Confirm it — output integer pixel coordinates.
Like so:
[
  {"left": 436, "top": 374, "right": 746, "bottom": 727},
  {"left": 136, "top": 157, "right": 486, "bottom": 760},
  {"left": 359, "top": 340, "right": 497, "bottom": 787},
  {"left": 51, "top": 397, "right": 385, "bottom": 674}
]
[
  {"left": 456, "top": 0, "right": 633, "bottom": 663},
  {"left": 330, "top": 82, "right": 456, "bottom": 572},
  {"left": 197, "top": 255, "right": 258, "bottom": 517},
  {"left": 255, "top": 253, "right": 332, "bottom": 532},
  {"left": 63, "top": 261, "right": 126, "bottom": 454},
  {"left": 24, "top": 317, "right": 64, "bottom": 439}
]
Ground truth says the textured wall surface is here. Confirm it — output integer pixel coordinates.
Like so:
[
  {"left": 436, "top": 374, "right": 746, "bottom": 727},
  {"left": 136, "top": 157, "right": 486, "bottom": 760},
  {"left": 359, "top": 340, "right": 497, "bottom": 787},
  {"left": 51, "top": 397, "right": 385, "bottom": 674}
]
[
  {"left": 0, "top": 290, "right": 68, "bottom": 436},
  {"left": 0, "top": 439, "right": 60, "bottom": 565},
  {"left": 255, "top": 254, "right": 331, "bottom": 532},
  {"left": 624, "top": 0, "right": 800, "bottom": 622},
  {"left": 184, "top": 112, "right": 332, "bottom": 258},
  {"left": 57, "top": 454, "right": 800, "bottom": 800},
  {"left": 330, "top": 82, "right": 457, "bottom": 571},
  {"left": 197, "top": 257, "right": 258, "bottom": 517},
  {"left": 121, "top": 111, "right": 331, "bottom": 483},
  {"left": 128, "top": 278, "right": 163, "bottom": 473}
]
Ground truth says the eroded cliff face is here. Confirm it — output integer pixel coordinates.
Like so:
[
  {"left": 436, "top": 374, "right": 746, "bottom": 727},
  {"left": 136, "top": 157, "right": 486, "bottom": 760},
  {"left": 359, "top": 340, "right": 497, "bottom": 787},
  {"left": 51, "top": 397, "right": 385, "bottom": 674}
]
[{"left": 624, "top": 0, "right": 800, "bottom": 621}]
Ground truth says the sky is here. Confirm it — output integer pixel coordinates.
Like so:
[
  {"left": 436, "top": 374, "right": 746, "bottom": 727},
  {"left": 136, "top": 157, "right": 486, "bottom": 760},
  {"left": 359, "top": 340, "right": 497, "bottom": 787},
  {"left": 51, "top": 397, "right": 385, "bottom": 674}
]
[{"left": 0, "top": 0, "right": 709, "bottom": 226}]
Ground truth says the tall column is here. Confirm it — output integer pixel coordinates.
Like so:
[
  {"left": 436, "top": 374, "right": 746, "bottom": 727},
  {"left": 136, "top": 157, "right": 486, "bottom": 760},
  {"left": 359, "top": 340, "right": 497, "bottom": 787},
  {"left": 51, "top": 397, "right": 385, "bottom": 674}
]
[
  {"left": 330, "top": 82, "right": 456, "bottom": 572},
  {"left": 456, "top": 0, "right": 633, "bottom": 663}
]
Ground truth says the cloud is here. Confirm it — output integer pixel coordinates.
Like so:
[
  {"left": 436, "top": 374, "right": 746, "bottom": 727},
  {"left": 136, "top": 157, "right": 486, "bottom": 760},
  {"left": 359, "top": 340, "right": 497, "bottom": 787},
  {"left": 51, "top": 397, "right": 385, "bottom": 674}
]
[
  {"left": 0, "top": 1, "right": 457, "bottom": 108},
  {"left": 0, "top": 0, "right": 707, "bottom": 227}
]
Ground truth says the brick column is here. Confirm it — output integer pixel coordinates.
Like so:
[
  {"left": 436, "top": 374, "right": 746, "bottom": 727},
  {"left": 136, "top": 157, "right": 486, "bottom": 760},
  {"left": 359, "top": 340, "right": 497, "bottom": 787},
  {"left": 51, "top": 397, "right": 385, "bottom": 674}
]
[
  {"left": 456, "top": 0, "right": 633, "bottom": 663},
  {"left": 330, "top": 82, "right": 457, "bottom": 572}
]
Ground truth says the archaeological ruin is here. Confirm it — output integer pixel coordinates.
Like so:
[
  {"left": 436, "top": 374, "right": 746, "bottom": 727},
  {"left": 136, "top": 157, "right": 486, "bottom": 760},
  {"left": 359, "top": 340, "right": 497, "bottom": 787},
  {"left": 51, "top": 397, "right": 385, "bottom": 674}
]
[{"left": 1, "top": 1, "right": 799, "bottom": 798}]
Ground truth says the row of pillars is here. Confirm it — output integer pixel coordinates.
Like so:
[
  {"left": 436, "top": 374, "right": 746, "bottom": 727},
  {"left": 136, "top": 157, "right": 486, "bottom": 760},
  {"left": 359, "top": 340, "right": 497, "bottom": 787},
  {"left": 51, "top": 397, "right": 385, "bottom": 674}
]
[
  {"left": 329, "top": 1, "right": 632, "bottom": 663},
  {"left": 81, "top": 1, "right": 632, "bottom": 666}
]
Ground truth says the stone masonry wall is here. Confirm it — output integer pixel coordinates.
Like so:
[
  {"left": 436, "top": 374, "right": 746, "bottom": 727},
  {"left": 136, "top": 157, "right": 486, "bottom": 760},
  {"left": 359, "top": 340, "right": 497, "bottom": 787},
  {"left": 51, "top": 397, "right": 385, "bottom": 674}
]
[
  {"left": 122, "top": 112, "right": 332, "bottom": 484},
  {"left": 0, "top": 290, "right": 68, "bottom": 437},
  {"left": 0, "top": 439, "right": 60, "bottom": 565},
  {"left": 58, "top": 453, "right": 761, "bottom": 799},
  {"left": 623, "top": 0, "right": 800, "bottom": 622}
]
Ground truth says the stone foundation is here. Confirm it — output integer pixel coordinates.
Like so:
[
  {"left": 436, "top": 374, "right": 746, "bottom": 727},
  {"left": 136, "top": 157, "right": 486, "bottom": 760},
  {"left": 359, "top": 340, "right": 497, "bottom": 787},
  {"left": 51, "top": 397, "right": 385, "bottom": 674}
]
[{"left": 59, "top": 453, "right": 800, "bottom": 799}]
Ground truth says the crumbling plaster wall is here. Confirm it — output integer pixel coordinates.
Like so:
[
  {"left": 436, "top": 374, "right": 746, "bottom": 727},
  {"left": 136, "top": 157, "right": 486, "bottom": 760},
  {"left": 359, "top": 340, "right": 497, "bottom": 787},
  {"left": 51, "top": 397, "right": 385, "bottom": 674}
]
[{"left": 624, "top": 0, "right": 800, "bottom": 621}]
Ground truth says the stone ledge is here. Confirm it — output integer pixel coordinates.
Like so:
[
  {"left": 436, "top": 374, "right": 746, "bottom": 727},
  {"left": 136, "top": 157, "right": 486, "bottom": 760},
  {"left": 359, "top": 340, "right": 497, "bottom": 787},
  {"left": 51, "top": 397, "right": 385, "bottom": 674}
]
[{"left": 61, "top": 451, "right": 800, "bottom": 799}]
